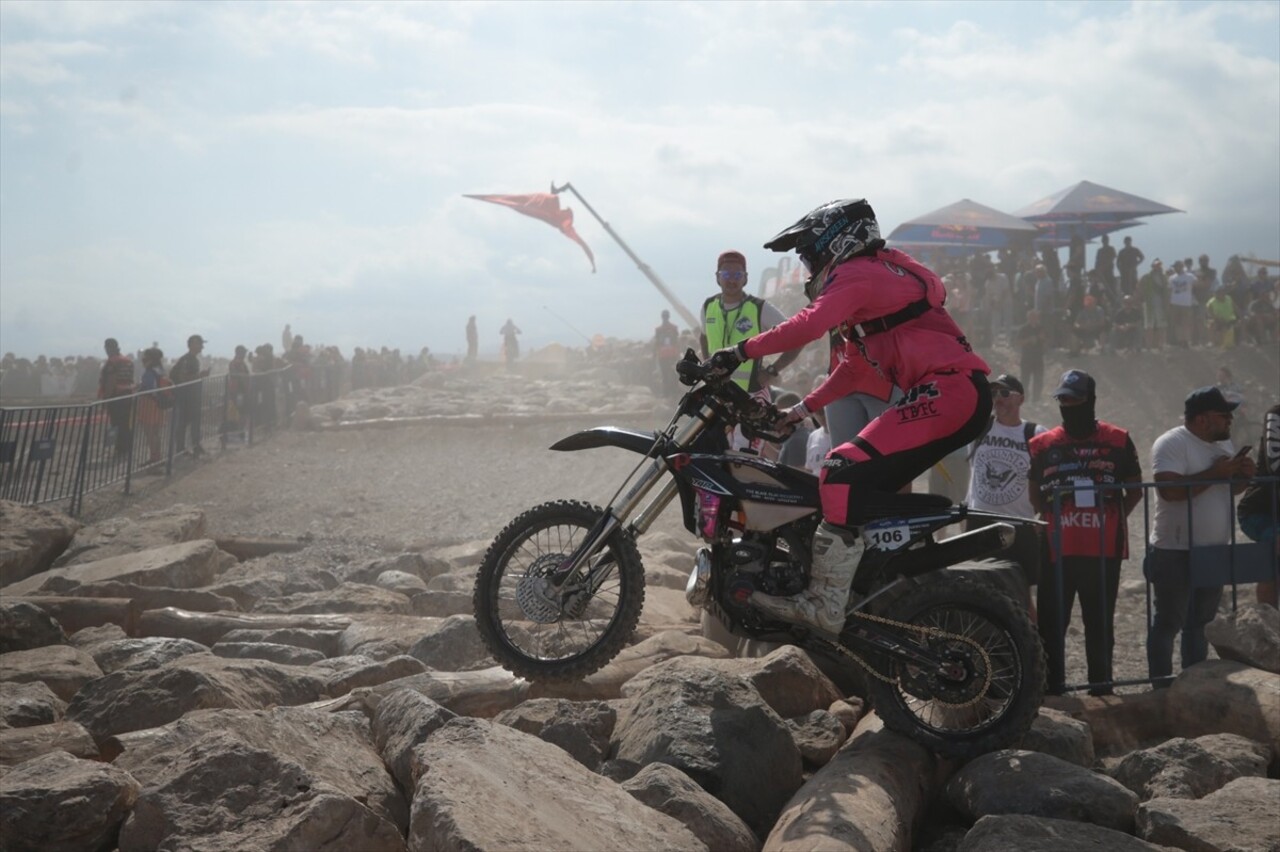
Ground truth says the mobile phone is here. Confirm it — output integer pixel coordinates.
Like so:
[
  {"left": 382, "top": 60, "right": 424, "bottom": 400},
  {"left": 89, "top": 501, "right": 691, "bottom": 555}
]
[{"left": 1233, "top": 445, "right": 1253, "bottom": 459}]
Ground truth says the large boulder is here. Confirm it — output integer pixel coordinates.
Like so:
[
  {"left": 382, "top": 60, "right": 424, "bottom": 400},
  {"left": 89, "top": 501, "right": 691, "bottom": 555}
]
[
  {"left": 0, "top": 720, "right": 99, "bottom": 765},
  {"left": 5, "top": 539, "right": 236, "bottom": 596},
  {"left": 367, "top": 666, "right": 531, "bottom": 719},
  {"left": 370, "top": 688, "right": 457, "bottom": 792},
  {"left": 117, "top": 730, "right": 405, "bottom": 852},
  {"left": 764, "top": 713, "right": 937, "bottom": 852},
  {"left": 959, "top": 814, "right": 1171, "bottom": 852},
  {"left": 66, "top": 653, "right": 328, "bottom": 740},
  {"left": 251, "top": 582, "right": 412, "bottom": 615},
  {"left": 112, "top": 706, "right": 405, "bottom": 836},
  {"left": 203, "top": 567, "right": 340, "bottom": 610},
  {"left": 1110, "top": 733, "right": 1273, "bottom": 800},
  {"left": 1205, "top": 602, "right": 1280, "bottom": 674},
  {"left": 0, "top": 681, "right": 66, "bottom": 729},
  {"left": 81, "top": 636, "right": 210, "bottom": 674},
  {"left": 622, "top": 762, "right": 759, "bottom": 852},
  {"left": 946, "top": 749, "right": 1139, "bottom": 833},
  {"left": 1020, "top": 705, "right": 1097, "bottom": 768},
  {"left": 0, "top": 644, "right": 104, "bottom": 702},
  {"left": 493, "top": 698, "right": 617, "bottom": 770},
  {"left": 1166, "top": 660, "right": 1280, "bottom": 753},
  {"left": 408, "top": 717, "right": 704, "bottom": 851},
  {"left": 527, "top": 630, "right": 732, "bottom": 701},
  {"left": 211, "top": 641, "right": 326, "bottom": 666},
  {"left": 407, "top": 613, "right": 495, "bottom": 671},
  {"left": 0, "top": 501, "right": 79, "bottom": 588},
  {"left": 614, "top": 655, "right": 803, "bottom": 835},
  {"left": 0, "top": 750, "right": 139, "bottom": 852},
  {"left": 0, "top": 600, "right": 67, "bottom": 653},
  {"left": 1137, "top": 776, "right": 1280, "bottom": 851},
  {"left": 322, "top": 654, "right": 426, "bottom": 696},
  {"left": 52, "top": 505, "right": 206, "bottom": 567},
  {"left": 218, "top": 627, "right": 344, "bottom": 657}
]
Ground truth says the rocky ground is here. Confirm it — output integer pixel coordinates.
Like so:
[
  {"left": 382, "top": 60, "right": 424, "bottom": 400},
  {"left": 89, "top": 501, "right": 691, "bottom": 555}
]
[{"left": 0, "top": 340, "right": 1277, "bottom": 851}]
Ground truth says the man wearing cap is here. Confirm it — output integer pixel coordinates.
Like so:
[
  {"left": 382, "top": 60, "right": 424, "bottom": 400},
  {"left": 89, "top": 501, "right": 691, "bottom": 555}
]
[
  {"left": 966, "top": 374, "right": 1047, "bottom": 619},
  {"left": 169, "top": 334, "right": 210, "bottom": 457},
  {"left": 699, "top": 250, "right": 799, "bottom": 449},
  {"left": 1147, "top": 387, "right": 1256, "bottom": 687},
  {"left": 1028, "top": 369, "right": 1143, "bottom": 695}
]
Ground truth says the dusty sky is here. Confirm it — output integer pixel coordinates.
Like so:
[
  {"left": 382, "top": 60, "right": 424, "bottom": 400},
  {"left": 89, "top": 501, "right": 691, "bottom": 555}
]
[{"left": 2, "top": 0, "right": 1277, "bottom": 360}]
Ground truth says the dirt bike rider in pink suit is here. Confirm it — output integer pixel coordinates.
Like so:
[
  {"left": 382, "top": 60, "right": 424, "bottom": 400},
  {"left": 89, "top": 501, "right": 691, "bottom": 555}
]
[{"left": 706, "top": 199, "right": 993, "bottom": 634}]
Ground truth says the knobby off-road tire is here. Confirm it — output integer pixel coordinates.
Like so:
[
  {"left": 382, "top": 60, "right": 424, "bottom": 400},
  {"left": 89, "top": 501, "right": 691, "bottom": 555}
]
[
  {"left": 863, "top": 572, "right": 1046, "bottom": 760},
  {"left": 473, "top": 500, "right": 645, "bottom": 683}
]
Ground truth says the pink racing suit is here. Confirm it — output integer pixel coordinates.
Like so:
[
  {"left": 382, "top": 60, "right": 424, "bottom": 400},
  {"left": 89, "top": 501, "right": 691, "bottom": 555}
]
[{"left": 742, "top": 248, "right": 992, "bottom": 525}]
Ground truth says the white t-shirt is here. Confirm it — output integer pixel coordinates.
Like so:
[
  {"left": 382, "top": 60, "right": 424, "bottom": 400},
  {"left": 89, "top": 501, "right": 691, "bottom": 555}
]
[
  {"left": 1150, "top": 425, "right": 1236, "bottom": 549},
  {"left": 805, "top": 426, "right": 831, "bottom": 475},
  {"left": 1168, "top": 272, "right": 1196, "bottom": 308},
  {"left": 966, "top": 420, "right": 1048, "bottom": 518}
]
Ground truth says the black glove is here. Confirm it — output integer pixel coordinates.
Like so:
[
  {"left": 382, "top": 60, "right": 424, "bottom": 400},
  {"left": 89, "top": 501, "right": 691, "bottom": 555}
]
[{"left": 706, "top": 345, "right": 743, "bottom": 378}]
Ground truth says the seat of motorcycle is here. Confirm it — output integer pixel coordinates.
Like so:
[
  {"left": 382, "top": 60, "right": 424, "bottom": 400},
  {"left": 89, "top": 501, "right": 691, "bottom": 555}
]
[{"left": 851, "top": 492, "right": 954, "bottom": 523}]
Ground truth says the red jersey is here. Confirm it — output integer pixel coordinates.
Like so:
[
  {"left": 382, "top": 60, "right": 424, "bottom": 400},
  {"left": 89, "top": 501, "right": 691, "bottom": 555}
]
[
  {"left": 741, "top": 248, "right": 988, "bottom": 411},
  {"left": 1028, "top": 422, "right": 1142, "bottom": 558}
]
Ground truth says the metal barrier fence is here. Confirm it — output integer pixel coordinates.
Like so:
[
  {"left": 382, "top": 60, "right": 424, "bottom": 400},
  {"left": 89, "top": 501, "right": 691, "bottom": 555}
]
[
  {"left": 1043, "top": 476, "right": 1278, "bottom": 695},
  {"left": 0, "top": 366, "right": 297, "bottom": 516}
]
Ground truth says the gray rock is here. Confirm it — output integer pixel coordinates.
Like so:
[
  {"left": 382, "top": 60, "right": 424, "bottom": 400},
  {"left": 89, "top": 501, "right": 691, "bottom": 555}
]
[
  {"left": 83, "top": 636, "right": 210, "bottom": 674},
  {"left": 946, "top": 749, "right": 1139, "bottom": 833},
  {"left": 212, "top": 641, "right": 326, "bottom": 666},
  {"left": 1166, "top": 660, "right": 1280, "bottom": 754},
  {"left": 67, "top": 622, "right": 127, "bottom": 647},
  {"left": 764, "top": 713, "right": 939, "bottom": 852},
  {"left": 785, "top": 709, "right": 848, "bottom": 769},
  {"left": 623, "top": 762, "right": 759, "bottom": 852},
  {"left": 204, "top": 567, "right": 340, "bottom": 609},
  {"left": 494, "top": 698, "right": 617, "bottom": 770},
  {"left": 117, "top": 730, "right": 405, "bottom": 852},
  {"left": 827, "top": 697, "right": 866, "bottom": 736},
  {"left": 0, "top": 681, "right": 66, "bottom": 729},
  {"left": 113, "top": 706, "right": 405, "bottom": 836},
  {"left": 1138, "top": 776, "right": 1280, "bottom": 851},
  {"left": 218, "top": 626, "right": 343, "bottom": 657},
  {"left": 53, "top": 581, "right": 240, "bottom": 613},
  {"left": 0, "top": 644, "right": 104, "bottom": 702},
  {"left": 0, "top": 720, "right": 99, "bottom": 765},
  {"left": 424, "top": 569, "right": 475, "bottom": 594},
  {"left": 0, "top": 501, "right": 79, "bottom": 588},
  {"left": 371, "top": 688, "right": 457, "bottom": 791},
  {"left": 0, "top": 750, "right": 139, "bottom": 852},
  {"left": 342, "top": 552, "right": 449, "bottom": 585},
  {"left": 338, "top": 614, "right": 443, "bottom": 657},
  {"left": 325, "top": 654, "right": 425, "bottom": 696},
  {"left": 411, "top": 590, "right": 474, "bottom": 617},
  {"left": 408, "top": 717, "right": 703, "bottom": 851},
  {"left": 1020, "top": 705, "right": 1097, "bottom": 768},
  {"left": 252, "top": 581, "right": 412, "bottom": 615},
  {"left": 0, "top": 600, "right": 67, "bottom": 653},
  {"left": 367, "top": 667, "right": 531, "bottom": 719},
  {"left": 408, "top": 613, "right": 495, "bottom": 671},
  {"left": 6, "top": 538, "right": 236, "bottom": 596},
  {"left": 52, "top": 505, "right": 206, "bottom": 567},
  {"left": 375, "top": 569, "right": 428, "bottom": 595},
  {"left": 615, "top": 655, "right": 803, "bottom": 835},
  {"left": 959, "top": 814, "right": 1171, "bottom": 851},
  {"left": 1111, "top": 733, "right": 1272, "bottom": 800},
  {"left": 66, "top": 653, "right": 328, "bottom": 739},
  {"left": 1206, "top": 602, "right": 1280, "bottom": 674}
]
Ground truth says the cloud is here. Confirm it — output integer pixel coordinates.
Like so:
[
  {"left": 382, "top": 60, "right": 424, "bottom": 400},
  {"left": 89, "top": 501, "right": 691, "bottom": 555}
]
[{"left": 0, "top": 39, "right": 107, "bottom": 84}]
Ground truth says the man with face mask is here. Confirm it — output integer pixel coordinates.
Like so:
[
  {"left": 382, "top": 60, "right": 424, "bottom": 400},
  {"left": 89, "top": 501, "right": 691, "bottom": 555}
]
[
  {"left": 1147, "top": 387, "right": 1256, "bottom": 687},
  {"left": 1028, "top": 370, "right": 1143, "bottom": 695}
]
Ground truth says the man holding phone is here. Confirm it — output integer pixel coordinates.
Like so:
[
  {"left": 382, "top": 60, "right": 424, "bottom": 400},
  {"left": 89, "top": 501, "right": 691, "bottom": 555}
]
[{"left": 1147, "top": 386, "right": 1257, "bottom": 687}]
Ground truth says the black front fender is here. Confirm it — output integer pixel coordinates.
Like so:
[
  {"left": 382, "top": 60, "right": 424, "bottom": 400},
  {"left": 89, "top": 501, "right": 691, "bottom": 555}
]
[{"left": 550, "top": 427, "right": 661, "bottom": 456}]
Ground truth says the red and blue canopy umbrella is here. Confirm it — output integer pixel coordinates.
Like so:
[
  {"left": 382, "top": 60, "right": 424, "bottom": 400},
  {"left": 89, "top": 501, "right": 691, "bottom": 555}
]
[
  {"left": 1014, "top": 180, "right": 1182, "bottom": 223},
  {"left": 887, "top": 198, "right": 1041, "bottom": 252}
]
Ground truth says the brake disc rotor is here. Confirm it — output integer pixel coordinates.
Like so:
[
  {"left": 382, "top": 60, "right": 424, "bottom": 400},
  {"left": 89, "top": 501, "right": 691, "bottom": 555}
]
[{"left": 902, "top": 640, "right": 989, "bottom": 705}]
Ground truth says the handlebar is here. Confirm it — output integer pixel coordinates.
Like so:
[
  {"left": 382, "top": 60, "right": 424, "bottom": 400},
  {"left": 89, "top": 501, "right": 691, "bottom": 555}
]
[{"left": 675, "top": 349, "right": 794, "bottom": 443}]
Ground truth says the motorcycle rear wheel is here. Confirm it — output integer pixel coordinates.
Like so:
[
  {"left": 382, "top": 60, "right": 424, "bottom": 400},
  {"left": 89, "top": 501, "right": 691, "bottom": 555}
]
[
  {"left": 473, "top": 500, "right": 645, "bottom": 683},
  {"left": 861, "top": 572, "right": 1045, "bottom": 759}
]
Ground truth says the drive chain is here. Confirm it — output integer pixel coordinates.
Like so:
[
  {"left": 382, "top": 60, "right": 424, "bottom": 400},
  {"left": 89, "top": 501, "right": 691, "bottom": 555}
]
[{"left": 821, "top": 609, "right": 995, "bottom": 711}]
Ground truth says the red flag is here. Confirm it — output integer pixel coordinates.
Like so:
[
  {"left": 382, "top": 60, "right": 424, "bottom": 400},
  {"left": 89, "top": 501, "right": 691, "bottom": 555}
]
[{"left": 464, "top": 192, "right": 596, "bottom": 272}]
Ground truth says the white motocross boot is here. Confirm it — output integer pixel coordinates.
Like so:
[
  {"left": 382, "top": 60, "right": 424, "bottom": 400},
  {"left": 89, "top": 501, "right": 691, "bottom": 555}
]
[{"left": 750, "top": 522, "right": 863, "bottom": 635}]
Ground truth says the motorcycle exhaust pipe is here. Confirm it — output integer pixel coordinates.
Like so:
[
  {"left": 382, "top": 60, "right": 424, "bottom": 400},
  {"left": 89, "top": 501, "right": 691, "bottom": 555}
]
[{"left": 886, "top": 522, "right": 1016, "bottom": 578}]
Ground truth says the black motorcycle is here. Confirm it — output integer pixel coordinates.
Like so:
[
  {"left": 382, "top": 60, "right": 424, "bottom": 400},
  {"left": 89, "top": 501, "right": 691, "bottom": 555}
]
[{"left": 473, "top": 351, "right": 1046, "bottom": 758}]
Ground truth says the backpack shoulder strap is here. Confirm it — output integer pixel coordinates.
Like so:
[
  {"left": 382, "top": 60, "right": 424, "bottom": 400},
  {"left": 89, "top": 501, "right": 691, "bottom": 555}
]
[
  {"left": 967, "top": 415, "right": 996, "bottom": 461},
  {"left": 1023, "top": 421, "right": 1037, "bottom": 445}
]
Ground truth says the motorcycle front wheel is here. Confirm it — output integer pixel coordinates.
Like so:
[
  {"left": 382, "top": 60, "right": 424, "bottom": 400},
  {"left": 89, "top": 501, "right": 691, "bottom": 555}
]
[
  {"left": 861, "top": 572, "right": 1046, "bottom": 760},
  {"left": 473, "top": 500, "right": 645, "bottom": 683}
]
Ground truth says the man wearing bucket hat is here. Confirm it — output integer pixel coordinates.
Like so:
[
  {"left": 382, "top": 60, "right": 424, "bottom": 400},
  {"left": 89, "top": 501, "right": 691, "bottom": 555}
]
[
  {"left": 1028, "top": 369, "right": 1143, "bottom": 695},
  {"left": 1147, "top": 386, "right": 1256, "bottom": 687}
]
